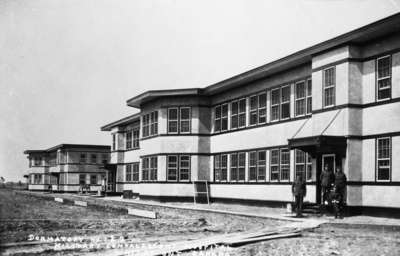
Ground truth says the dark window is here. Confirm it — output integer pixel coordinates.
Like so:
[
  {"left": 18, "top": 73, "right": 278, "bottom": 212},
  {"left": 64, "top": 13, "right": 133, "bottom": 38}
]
[
  {"left": 377, "top": 137, "right": 391, "bottom": 181},
  {"left": 133, "top": 128, "right": 140, "bottom": 149},
  {"left": 270, "top": 149, "right": 279, "bottom": 181},
  {"left": 180, "top": 107, "right": 191, "bottom": 133},
  {"left": 168, "top": 108, "right": 178, "bottom": 133},
  {"left": 80, "top": 154, "right": 86, "bottom": 163},
  {"left": 295, "top": 149, "right": 312, "bottom": 181},
  {"left": 377, "top": 56, "right": 391, "bottom": 100},
  {"left": 91, "top": 154, "right": 97, "bottom": 164},
  {"left": 214, "top": 154, "right": 227, "bottom": 181},
  {"left": 306, "top": 79, "right": 312, "bottom": 114},
  {"left": 90, "top": 175, "right": 97, "bottom": 185},
  {"left": 281, "top": 85, "right": 291, "bottom": 119},
  {"left": 142, "top": 158, "right": 149, "bottom": 181},
  {"left": 179, "top": 155, "right": 190, "bottom": 181},
  {"left": 126, "top": 131, "right": 133, "bottom": 149},
  {"left": 257, "top": 150, "right": 266, "bottom": 181},
  {"left": 271, "top": 89, "right": 280, "bottom": 121},
  {"left": 295, "top": 81, "right": 306, "bottom": 116},
  {"left": 280, "top": 149, "right": 290, "bottom": 181},
  {"left": 112, "top": 134, "right": 116, "bottom": 150},
  {"left": 150, "top": 156, "right": 157, "bottom": 181},
  {"left": 142, "top": 111, "right": 158, "bottom": 137},
  {"left": 323, "top": 67, "right": 335, "bottom": 107},
  {"left": 126, "top": 163, "right": 139, "bottom": 182},
  {"left": 167, "top": 155, "right": 178, "bottom": 181},
  {"left": 230, "top": 152, "right": 245, "bottom": 181},
  {"left": 249, "top": 96, "right": 258, "bottom": 125},
  {"left": 249, "top": 151, "right": 257, "bottom": 181},
  {"left": 79, "top": 174, "right": 86, "bottom": 185},
  {"left": 126, "top": 164, "right": 132, "bottom": 181},
  {"left": 34, "top": 157, "right": 42, "bottom": 166}
]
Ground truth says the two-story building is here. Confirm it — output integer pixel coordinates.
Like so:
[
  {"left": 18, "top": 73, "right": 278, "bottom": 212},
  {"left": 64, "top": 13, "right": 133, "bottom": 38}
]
[
  {"left": 24, "top": 144, "right": 110, "bottom": 192},
  {"left": 101, "top": 13, "right": 400, "bottom": 213}
]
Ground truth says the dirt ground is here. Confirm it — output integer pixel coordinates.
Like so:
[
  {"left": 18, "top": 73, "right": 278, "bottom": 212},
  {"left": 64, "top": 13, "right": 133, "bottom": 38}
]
[{"left": 1, "top": 189, "right": 400, "bottom": 256}]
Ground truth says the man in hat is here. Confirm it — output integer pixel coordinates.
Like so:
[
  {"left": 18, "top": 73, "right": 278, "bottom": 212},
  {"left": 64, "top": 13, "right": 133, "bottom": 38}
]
[{"left": 292, "top": 174, "right": 307, "bottom": 217}]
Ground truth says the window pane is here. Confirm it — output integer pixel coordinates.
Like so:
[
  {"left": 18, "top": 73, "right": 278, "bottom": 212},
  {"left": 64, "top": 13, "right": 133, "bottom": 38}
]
[
  {"left": 180, "top": 108, "right": 190, "bottom": 120},
  {"left": 377, "top": 56, "right": 391, "bottom": 78},
  {"left": 281, "top": 86, "right": 290, "bottom": 102},
  {"left": 180, "top": 120, "right": 190, "bottom": 133},
  {"left": 281, "top": 103, "right": 290, "bottom": 119},
  {"left": 295, "top": 82, "right": 305, "bottom": 98},
  {"left": 168, "top": 108, "right": 178, "bottom": 120},
  {"left": 250, "top": 96, "right": 257, "bottom": 110},
  {"left": 231, "top": 101, "right": 238, "bottom": 115},
  {"left": 271, "top": 89, "right": 280, "bottom": 105}
]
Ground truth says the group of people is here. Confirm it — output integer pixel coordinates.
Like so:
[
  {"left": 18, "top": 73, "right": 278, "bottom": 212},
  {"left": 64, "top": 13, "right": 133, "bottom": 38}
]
[{"left": 292, "top": 164, "right": 347, "bottom": 218}]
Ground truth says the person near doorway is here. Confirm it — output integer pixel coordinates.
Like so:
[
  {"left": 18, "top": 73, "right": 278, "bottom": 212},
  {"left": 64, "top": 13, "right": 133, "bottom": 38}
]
[
  {"left": 334, "top": 166, "right": 347, "bottom": 218},
  {"left": 320, "top": 164, "right": 334, "bottom": 205},
  {"left": 292, "top": 174, "right": 307, "bottom": 217}
]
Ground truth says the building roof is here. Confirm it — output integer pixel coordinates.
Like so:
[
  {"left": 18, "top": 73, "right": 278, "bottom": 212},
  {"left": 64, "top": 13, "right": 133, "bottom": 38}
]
[
  {"left": 100, "top": 112, "right": 141, "bottom": 131},
  {"left": 24, "top": 144, "right": 111, "bottom": 154},
  {"left": 126, "top": 12, "right": 400, "bottom": 108}
]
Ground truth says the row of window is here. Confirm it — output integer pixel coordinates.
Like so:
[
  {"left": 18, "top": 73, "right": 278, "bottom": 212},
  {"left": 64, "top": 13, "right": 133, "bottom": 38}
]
[
  {"left": 214, "top": 79, "right": 312, "bottom": 132},
  {"left": 79, "top": 174, "right": 100, "bottom": 185},
  {"left": 168, "top": 107, "right": 191, "bottom": 134},
  {"left": 79, "top": 153, "right": 108, "bottom": 164},
  {"left": 214, "top": 149, "right": 312, "bottom": 182}
]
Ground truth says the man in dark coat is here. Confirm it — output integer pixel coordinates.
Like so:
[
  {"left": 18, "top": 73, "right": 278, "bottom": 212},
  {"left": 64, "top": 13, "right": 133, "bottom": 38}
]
[
  {"left": 334, "top": 166, "right": 347, "bottom": 218},
  {"left": 292, "top": 174, "right": 307, "bottom": 217},
  {"left": 320, "top": 165, "right": 334, "bottom": 205}
]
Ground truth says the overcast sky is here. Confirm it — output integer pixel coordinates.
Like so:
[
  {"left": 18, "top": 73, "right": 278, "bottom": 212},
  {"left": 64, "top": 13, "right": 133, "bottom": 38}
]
[{"left": 0, "top": 0, "right": 399, "bottom": 182}]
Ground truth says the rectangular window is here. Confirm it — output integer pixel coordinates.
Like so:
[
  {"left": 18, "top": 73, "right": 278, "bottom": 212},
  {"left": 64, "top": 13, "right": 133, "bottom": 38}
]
[
  {"left": 132, "top": 163, "right": 139, "bottom": 181},
  {"left": 126, "top": 131, "right": 133, "bottom": 149},
  {"left": 112, "top": 134, "right": 116, "bottom": 150},
  {"left": 34, "top": 157, "right": 42, "bottom": 166},
  {"left": 214, "top": 104, "right": 228, "bottom": 132},
  {"left": 179, "top": 155, "right": 190, "bottom": 181},
  {"left": 281, "top": 85, "right": 291, "bottom": 119},
  {"left": 79, "top": 174, "right": 86, "bottom": 185},
  {"left": 102, "top": 154, "right": 108, "bottom": 164},
  {"left": 214, "top": 154, "right": 227, "bottom": 181},
  {"left": 249, "top": 96, "right": 258, "bottom": 125},
  {"left": 295, "top": 81, "right": 306, "bottom": 116},
  {"left": 180, "top": 107, "right": 191, "bottom": 133},
  {"left": 258, "top": 93, "right": 267, "bottom": 124},
  {"left": 323, "top": 67, "right": 335, "bottom": 107},
  {"left": 168, "top": 108, "right": 179, "bottom": 133},
  {"left": 142, "top": 158, "right": 149, "bottom": 181},
  {"left": 126, "top": 164, "right": 132, "bottom": 181},
  {"left": 142, "top": 111, "right": 158, "bottom": 137},
  {"left": 167, "top": 155, "right": 178, "bottom": 181},
  {"left": 150, "top": 156, "right": 157, "bottom": 181},
  {"left": 80, "top": 154, "right": 86, "bottom": 163},
  {"left": 34, "top": 174, "right": 42, "bottom": 184},
  {"left": 270, "top": 149, "right": 279, "bottom": 181},
  {"left": 280, "top": 149, "right": 290, "bottom": 181},
  {"left": 90, "top": 174, "right": 97, "bottom": 185},
  {"left": 231, "top": 101, "right": 238, "bottom": 129},
  {"left": 306, "top": 79, "right": 312, "bottom": 114},
  {"left": 271, "top": 88, "right": 280, "bottom": 121},
  {"left": 295, "top": 149, "right": 312, "bottom": 181},
  {"left": 257, "top": 150, "right": 266, "bottom": 181},
  {"left": 230, "top": 153, "right": 238, "bottom": 181},
  {"left": 377, "top": 137, "right": 391, "bottom": 181},
  {"left": 230, "top": 152, "right": 246, "bottom": 181},
  {"left": 133, "top": 128, "right": 140, "bottom": 149},
  {"left": 377, "top": 56, "right": 391, "bottom": 100},
  {"left": 91, "top": 154, "right": 97, "bottom": 164},
  {"left": 249, "top": 151, "right": 257, "bottom": 181}
]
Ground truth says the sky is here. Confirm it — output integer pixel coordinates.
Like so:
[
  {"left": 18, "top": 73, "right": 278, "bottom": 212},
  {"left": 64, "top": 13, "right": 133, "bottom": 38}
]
[{"left": 0, "top": 0, "right": 399, "bottom": 182}]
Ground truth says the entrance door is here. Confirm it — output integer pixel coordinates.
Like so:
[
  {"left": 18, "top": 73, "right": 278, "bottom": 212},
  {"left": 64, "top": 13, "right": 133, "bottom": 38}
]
[
  {"left": 318, "top": 154, "right": 335, "bottom": 203},
  {"left": 106, "top": 170, "right": 115, "bottom": 192}
]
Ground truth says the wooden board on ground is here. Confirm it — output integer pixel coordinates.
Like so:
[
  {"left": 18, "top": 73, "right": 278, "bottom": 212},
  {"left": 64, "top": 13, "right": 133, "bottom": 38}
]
[
  {"left": 127, "top": 207, "right": 156, "bottom": 219},
  {"left": 74, "top": 200, "right": 87, "bottom": 207},
  {"left": 54, "top": 197, "right": 63, "bottom": 203}
]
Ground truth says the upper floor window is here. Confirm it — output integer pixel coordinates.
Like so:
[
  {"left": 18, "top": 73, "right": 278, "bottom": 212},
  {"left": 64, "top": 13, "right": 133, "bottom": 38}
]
[
  {"left": 295, "top": 149, "right": 312, "bottom": 181},
  {"left": 33, "top": 157, "right": 42, "bottom": 166},
  {"left": 230, "top": 99, "right": 246, "bottom": 129},
  {"left": 80, "top": 154, "right": 86, "bottom": 163},
  {"left": 168, "top": 107, "right": 191, "bottom": 134},
  {"left": 167, "top": 155, "right": 190, "bottom": 181},
  {"left": 377, "top": 56, "right": 391, "bottom": 101},
  {"left": 323, "top": 67, "right": 335, "bottom": 107},
  {"left": 271, "top": 85, "right": 291, "bottom": 121},
  {"left": 91, "top": 154, "right": 97, "bottom": 164},
  {"left": 126, "top": 127, "right": 140, "bottom": 150},
  {"left": 101, "top": 154, "right": 108, "bottom": 164},
  {"left": 214, "top": 154, "right": 227, "bottom": 181},
  {"left": 230, "top": 152, "right": 245, "bottom": 181},
  {"left": 376, "top": 137, "right": 391, "bottom": 181},
  {"left": 249, "top": 93, "right": 267, "bottom": 125},
  {"left": 126, "top": 162, "right": 139, "bottom": 182},
  {"left": 295, "top": 80, "right": 312, "bottom": 116},
  {"left": 142, "top": 156, "right": 157, "bottom": 181},
  {"left": 142, "top": 111, "right": 158, "bottom": 138},
  {"left": 112, "top": 134, "right": 116, "bottom": 151},
  {"left": 214, "top": 104, "right": 228, "bottom": 132}
]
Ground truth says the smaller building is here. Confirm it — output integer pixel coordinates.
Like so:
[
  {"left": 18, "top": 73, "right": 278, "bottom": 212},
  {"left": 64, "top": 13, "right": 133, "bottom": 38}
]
[{"left": 24, "top": 144, "right": 110, "bottom": 192}]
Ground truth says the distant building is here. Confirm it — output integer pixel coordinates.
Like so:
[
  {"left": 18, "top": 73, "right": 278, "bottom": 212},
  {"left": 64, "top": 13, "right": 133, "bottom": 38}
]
[
  {"left": 24, "top": 144, "right": 110, "bottom": 192},
  {"left": 101, "top": 13, "right": 400, "bottom": 212}
]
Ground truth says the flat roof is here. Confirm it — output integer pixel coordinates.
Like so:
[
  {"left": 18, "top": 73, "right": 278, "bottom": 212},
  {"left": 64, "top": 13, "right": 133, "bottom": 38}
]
[
  {"left": 24, "top": 144, "right": 111, "bottom": 154},
  {"left": 126, "top": 12, "right": 400, "bottom": 108},
  {"left": 101, "top": 112, "right": 141, "bottom": 131}
]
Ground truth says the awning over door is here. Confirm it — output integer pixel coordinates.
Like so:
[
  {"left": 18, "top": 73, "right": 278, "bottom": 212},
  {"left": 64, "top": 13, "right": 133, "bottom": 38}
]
[{"left": 288, "top": 135, "right": 347, "bottom": 157}]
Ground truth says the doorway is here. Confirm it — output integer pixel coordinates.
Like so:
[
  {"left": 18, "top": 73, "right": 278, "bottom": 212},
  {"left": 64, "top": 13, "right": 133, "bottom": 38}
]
[
  {"left": 316, "top": 154, "right": 336, "bottom": 204},
  {"left": 106, "top": 170, "right": 116, "bottom": 192}
]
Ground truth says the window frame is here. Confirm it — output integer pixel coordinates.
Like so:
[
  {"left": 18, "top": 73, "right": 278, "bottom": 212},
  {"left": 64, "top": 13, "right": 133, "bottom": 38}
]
[
  {"left": 90, "top": 174, "right": 97, "bottom": 185},
  {"left": 167, "top": 108, "right": 179, "bottom": 134},
  {"left": 270, "top": 88, "right": 280, "bottom": 122},
  {"left": 90, "top": 154, "right": 97, "bottom": 164},
  {"left": 112, "top": 133, "right": 116, "bottom": 151},
  {"left": 295, "top": 149, "right": 313, "bottom": 181},
  {"left": 376, "top": 55, "right": 392, "bottom": 101},
  {"left": 280, "top": 85, "right": 291, "bottom": 120},
  {"left": 323, "top": 66, "right": 336, "bottom": 108},
  {"left": 80, "top": 153, "right": 86, "bottom": 163},
  {"left": 306, "top": 78, "right": 312, "bottom": 114},
  {"left": 214, "top": 154, "right": 228, "bottom": 182},
  {"left": 295, "top": 80, "right": 306, "bottom": 117},
  {"left": 376, "top": 137, "right": 391, "bottom": 182},
  {"left": 142, "top": 111, "right": 158, "bottom": 138},
  {"left": 168, "top": 107, "right": 192, "bottom": 134}
]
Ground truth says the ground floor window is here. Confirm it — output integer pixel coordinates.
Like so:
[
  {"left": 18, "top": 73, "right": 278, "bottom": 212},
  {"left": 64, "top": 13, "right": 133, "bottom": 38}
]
[
  {"left": 79, "top": 174, "right": 86, "bottom": 185},
  {"left": 142, "top": 156, "right": 157, "bottom": 181},
  {"left": 214, "top": 154, "right": 228, "bottom": 181},
  {"left": 295, "top": 149, "right": 312, "bottom": 180},
  {"left": 377, "top": 137, "right": 391, "bottom": 181},
  {"left": 90, "top": 174, "right": 97, "bottom": 185},
  {"left": 33, "top": 174, "right": 42, "bottom": 184},
  {"left": 167, "top": 155, "right": 190, "bottom": 181},
  {"left": 126, "top": 163, "right": 139, "bottom": 182},
  {"left": 270, "top": 148, "right": 290, "bottom": 182},
  {"left": 230, "top": 152, "right": 245, "bottom": 181},
  {"left": 249, "top": 151, "right": 266, "bottom": 181}
]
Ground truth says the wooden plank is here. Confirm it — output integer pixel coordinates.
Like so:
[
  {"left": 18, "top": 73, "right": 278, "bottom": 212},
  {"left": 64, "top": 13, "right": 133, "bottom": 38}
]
[
  {"left": 127, "top": 208, "right": 156, "bottom": 219},
  {"left": 74, "top": 200, "right": 87, "bottom": 207},
  {"left": 54, "top": 197, "right": 63, "bottom": 203}
]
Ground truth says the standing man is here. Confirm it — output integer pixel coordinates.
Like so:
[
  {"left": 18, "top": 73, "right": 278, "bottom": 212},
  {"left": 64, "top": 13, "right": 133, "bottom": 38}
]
[
  {"left": 320, "top": 165, "right": 334, "bottom": 205},
  {"left": 334, "top": 166, "right": 347, "bottom": 218},
  {"left": 292, "top": 174, "right": 307, "bottom": 217}
]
